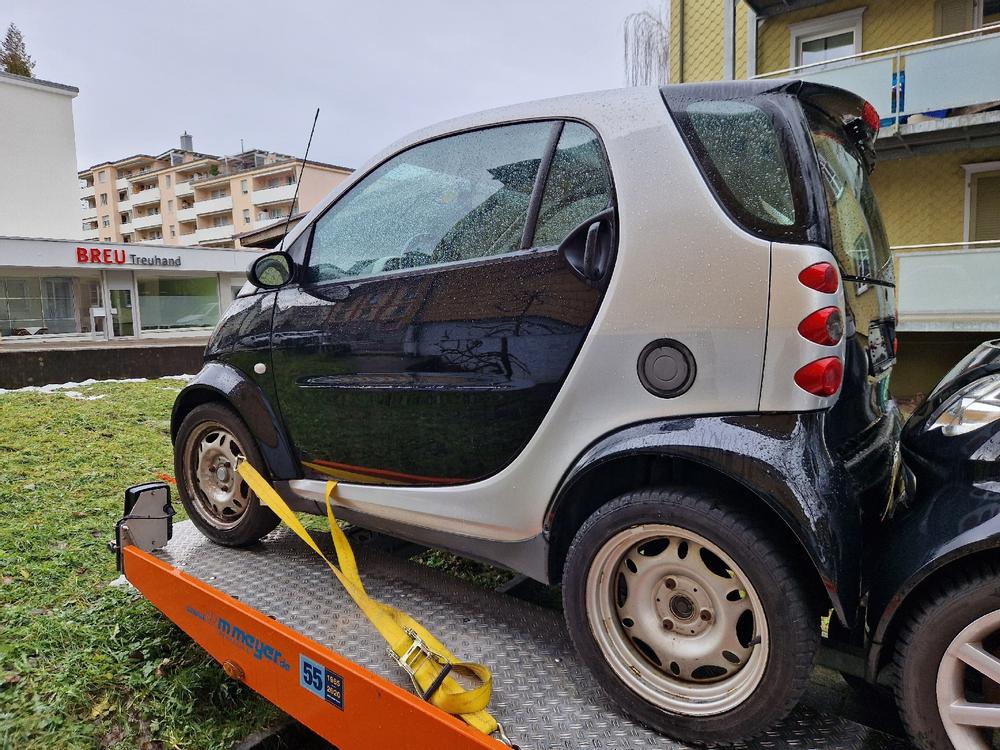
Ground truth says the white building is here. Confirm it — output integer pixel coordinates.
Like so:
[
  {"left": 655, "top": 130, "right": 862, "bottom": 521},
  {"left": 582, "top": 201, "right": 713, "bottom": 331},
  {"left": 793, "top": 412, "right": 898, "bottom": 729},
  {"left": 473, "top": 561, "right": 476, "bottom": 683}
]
[
  {"left": 0, "top": 237, "right": 254, "bottom": 341},
  {"left": 0, "top": 71, "right": 80, "bottom": 240}
]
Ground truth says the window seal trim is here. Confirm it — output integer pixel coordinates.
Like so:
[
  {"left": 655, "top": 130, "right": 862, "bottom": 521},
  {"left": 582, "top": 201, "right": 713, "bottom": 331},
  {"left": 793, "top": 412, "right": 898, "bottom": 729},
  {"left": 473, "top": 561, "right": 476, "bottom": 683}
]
[{"left": 520, "top": 121, "right": 565, "bottom": 250}]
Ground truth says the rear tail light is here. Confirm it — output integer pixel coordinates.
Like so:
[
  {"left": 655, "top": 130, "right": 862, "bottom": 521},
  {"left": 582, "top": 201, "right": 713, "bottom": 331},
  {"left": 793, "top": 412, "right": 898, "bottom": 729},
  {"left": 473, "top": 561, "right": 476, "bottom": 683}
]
[
  {"left": 798, "top": 262, "right": 839, "bottom": 293},
  {"left": 798, "top": 307, "right": 843, "bottom": 346},
  {"left": 794, "top": 357, "right": 843, "bottom": 397},
  {"left": 861, "top": 100, "right": 881, "bottom": 137}
]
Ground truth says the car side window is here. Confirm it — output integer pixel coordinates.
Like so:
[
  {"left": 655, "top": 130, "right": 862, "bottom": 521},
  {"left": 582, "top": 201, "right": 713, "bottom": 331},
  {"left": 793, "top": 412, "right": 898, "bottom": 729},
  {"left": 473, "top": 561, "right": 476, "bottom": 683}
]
[
  {"left": 306, "top": 122, "right": 554, "bottom": 283},
  {"left": 532, "top": 122, "right": 613, "bottom": 248}
]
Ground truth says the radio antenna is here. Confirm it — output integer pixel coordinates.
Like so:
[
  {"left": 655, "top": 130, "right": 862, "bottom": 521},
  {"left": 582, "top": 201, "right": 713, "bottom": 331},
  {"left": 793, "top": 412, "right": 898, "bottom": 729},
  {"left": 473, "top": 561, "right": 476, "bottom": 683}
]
[{"left": 281, "top": 107, "right": 320, "bottom": 249}]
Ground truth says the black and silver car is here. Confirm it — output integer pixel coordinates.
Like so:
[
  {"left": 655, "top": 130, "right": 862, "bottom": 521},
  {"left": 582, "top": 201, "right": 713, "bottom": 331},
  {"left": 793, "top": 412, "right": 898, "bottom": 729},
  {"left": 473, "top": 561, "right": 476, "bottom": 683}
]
[{"left": 171, "top": 80, "right": 900, "bottom": 743}]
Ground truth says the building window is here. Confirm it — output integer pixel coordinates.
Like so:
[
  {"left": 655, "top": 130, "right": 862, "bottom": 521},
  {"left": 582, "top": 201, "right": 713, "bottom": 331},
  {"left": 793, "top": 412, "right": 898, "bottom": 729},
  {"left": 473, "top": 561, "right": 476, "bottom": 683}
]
[
  {"left": 167, "top": 199, "right": 174, "bottom": 212},
  {"left": 102, "top": 216, "right": 111, "bottom": 228},
  {"left": 0, "top": 276, "right": 102, "bottom": 336},
  {"left": 103, "top": 237, "right": 112, "bottom": 242},
  {"left": 243, "top": 209, "right": 251, "bottom": 224},
  {"left": 165, "top": 175, "right": 172, "bottom": 187},
  {"left": 210, "top": 188, "right": 228, "bottom": 199},
  {"left": 789, "top": 8, "right": 864, "bottom": 67},
  {"left": 970, "top": 170, "right": 1000, "bottom": 241},
  {"left": 241, "top": 179, "right": 248, "bottom": 194},
  {"left": 100, "top": 193, "right": 108, "bottom": 206},
  {"left": 98, "top": 171, "right": 107, "bottom": 183},
  {"left": 985, "top": 0, "right": 1000, "bottom": 26},
  {"left": 170, "top": 225, "right": 176, "bottom": 238},
  {"left": 212, "top": 216, "right": 230, "bottom": 228},
  {"left": 137, "top": 276, "right": 220, "bottom": 330}
]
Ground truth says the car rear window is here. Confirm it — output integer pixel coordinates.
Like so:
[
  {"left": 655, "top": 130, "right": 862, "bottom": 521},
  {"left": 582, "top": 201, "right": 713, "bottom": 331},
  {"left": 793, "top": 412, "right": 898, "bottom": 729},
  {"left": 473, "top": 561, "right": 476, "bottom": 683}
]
[
  {"left": 666, "top": 97, "right": 803, "bottom": 239},
  {"left": 684, "top": 100, "right": 796, "bottom": 226}
]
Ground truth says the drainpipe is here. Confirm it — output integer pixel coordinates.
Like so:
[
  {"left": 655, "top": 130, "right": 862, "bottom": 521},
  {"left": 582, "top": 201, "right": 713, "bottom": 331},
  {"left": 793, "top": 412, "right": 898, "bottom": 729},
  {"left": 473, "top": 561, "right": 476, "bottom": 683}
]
[
  {"left": 723, "top": 0, "right": 735, "bottom": 79},
  {"left": 678, "top": 0, "right": 685, "bottom": 82},
  {"left": 747, "top": 6, "right": 758, "bottom": 78}
]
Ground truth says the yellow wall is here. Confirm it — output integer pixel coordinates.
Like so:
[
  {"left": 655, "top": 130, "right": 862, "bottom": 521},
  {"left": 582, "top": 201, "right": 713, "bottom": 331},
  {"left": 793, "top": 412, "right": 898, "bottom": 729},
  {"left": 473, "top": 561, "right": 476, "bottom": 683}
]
[
  {"left": 669, "top": 1, "right": 756, "bottom": 82},
  {"left": 872, "top": 147, "right": 1000, "bottom": 247},
  {"left": 756, "top": 0, "right": 936, "bottom": 74}
]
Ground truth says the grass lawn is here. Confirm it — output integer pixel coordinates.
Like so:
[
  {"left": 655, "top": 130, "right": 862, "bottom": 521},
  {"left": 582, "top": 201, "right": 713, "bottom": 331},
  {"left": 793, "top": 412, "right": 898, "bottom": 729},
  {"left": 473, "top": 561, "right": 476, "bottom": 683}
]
[{"left": 0, "top": 377, "right": 514, "bottom": 749}]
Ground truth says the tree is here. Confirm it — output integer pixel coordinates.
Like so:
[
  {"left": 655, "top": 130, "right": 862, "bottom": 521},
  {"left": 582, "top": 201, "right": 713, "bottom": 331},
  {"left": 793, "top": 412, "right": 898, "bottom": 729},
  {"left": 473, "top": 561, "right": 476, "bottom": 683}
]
[
  {"left": 624, "top": 4, "right": 670, "bottom": 86},
  {"left": 1, "top": 23, "right": 35, "bottom": 78}
]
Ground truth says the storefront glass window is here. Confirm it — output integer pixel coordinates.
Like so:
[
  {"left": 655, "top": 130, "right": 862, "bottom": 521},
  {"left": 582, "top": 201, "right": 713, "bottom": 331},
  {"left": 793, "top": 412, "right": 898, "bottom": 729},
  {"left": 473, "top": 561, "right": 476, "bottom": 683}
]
[
  {"left": 137, "top": 276, "right": 220, "bottom": 330},
  {"left": 0, "top": 276, "right": 101, "bottom": 336}
]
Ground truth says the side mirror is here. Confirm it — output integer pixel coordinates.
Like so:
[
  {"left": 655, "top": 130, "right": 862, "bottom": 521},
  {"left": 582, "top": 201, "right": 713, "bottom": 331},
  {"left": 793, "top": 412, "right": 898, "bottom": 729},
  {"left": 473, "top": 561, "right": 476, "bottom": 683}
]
[{"left": 248, "top": 250, "right": 295, "bottom": 289}]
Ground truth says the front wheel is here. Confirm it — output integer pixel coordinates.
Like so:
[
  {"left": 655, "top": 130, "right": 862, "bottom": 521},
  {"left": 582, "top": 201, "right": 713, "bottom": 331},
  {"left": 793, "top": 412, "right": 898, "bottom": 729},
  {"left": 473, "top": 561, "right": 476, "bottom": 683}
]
[
  {"left": 174, "top": 402, "right": 280, "bottom": 546},
  {"left": 562, "top": 487, "right": 818, "bottom": 745},
  {"left": 894, "top": 562, "right": 1000, "bottom": 750}
]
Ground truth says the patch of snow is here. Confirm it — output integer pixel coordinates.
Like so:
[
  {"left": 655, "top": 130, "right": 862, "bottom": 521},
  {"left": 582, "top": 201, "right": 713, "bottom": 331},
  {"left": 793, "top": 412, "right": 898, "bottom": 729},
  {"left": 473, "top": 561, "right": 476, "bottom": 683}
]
[{"left": 0, "top": 374, "right": 194, "bottom": 396}]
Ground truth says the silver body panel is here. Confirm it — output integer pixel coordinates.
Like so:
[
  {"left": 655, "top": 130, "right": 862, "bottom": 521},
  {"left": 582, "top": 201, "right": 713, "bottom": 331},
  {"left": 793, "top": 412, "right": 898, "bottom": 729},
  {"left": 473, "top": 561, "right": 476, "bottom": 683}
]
[{"left": 274, "top": 87, "right": 816, "bottom": 546}]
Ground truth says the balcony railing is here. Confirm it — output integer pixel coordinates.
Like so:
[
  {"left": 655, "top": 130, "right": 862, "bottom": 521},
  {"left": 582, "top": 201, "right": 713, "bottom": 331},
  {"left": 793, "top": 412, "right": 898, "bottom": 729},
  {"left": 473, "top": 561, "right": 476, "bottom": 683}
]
[
  {"left": 118, "top": 198, "right": 132, "bottom": 212},
  {"left": 756, "top": 24, "right": 1000, "bottom": 129},
  {"left": 115, "top": 177, "right": 129, "bottom": 190},
  {"left": 251, "top": 183, "right": 296, "bottom": 205},
  {"left": 895, "top": 241, "right": 1000, "bottom": 331},
  {"left": 196, "top": 224, "right": 234, "bottom": 243},
  {"left": 119, "top": 221, "right": 133, "bottom": 234},
  {"left": 81, "top": 206, "right": 97, "bottom": 220},
  {"left": 176, "top": 207, "right": 197, "bottom": 222},
  {"left": 132, "top": 186, "right": 161, "bottom": 206},
  {"left": 80, "top": 184, "right": 95, "bottom": 198},
  {"left": 132, "top": 213, "right": 163, "bottom": 230},
  {"left": 175, "top": 181, "right": 193, "bottom": 198},
  {"left": 194, "top": 195, "right": 233, "bottom": 215}
]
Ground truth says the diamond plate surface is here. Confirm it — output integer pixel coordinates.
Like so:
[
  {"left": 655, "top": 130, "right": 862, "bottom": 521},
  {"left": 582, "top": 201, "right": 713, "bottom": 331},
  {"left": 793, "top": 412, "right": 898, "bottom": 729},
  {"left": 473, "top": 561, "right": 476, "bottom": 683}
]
[{"left": 156, "top": 522, "right": 911, "bottom": 750}]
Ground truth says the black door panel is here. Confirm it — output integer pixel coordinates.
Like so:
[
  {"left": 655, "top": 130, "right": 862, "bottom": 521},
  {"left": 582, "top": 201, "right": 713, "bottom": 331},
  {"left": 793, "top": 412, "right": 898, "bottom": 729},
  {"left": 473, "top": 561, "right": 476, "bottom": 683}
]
[{"left": 272, "top": 250, "right": 600, "bottom": 484}]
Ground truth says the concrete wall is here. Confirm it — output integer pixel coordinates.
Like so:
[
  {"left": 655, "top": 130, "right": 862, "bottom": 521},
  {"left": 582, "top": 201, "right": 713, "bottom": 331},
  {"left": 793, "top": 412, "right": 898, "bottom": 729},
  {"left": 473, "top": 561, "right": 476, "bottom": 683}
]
[
  {"left": 0, "top": 72, "right": 80, "bottom": 240},
  {"left": 0, "top": 344, "right": 205, "bottom": 389}
]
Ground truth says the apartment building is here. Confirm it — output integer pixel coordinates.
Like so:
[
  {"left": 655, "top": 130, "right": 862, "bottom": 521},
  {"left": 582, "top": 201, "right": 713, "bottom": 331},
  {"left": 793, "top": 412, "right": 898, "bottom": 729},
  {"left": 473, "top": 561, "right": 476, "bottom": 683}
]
[
  {"left": 668, "top": 0, "right": 1000, "bottom": 395},
  {"left": 79, "top": 135, "right": 351, "bottom": 249}
]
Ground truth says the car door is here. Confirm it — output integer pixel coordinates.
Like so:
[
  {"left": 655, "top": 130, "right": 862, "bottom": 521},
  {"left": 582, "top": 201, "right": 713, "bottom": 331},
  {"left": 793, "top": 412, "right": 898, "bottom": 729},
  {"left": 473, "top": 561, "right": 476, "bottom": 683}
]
[{"left": 271, "top": 120, "right": 615, "bottom": 485}]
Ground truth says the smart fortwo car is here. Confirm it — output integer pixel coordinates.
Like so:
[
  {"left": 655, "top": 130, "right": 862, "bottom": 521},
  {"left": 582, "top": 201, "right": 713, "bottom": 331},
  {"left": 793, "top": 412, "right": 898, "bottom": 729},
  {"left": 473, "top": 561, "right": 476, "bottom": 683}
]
[{"left": 171, "top": 81, "right": 901, "bottom": 744}]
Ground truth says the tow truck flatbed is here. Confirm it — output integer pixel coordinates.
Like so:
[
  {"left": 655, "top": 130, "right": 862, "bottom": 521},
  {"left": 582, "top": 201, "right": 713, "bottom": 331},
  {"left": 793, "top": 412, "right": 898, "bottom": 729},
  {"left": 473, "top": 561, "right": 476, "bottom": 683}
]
[{"left": 119, "top": 520, "right": 912, "bottom": 750}]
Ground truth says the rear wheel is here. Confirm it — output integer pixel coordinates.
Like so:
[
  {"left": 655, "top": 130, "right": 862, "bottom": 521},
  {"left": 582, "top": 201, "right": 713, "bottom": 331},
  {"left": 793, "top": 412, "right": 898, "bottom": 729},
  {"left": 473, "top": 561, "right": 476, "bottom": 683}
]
[
  {"left": 174, "top": 402, "right": 280, "bottom": 546},
  {"left": 562, "top": 487, "right": 818, "bottom": 745},
  {"left": 894, "top": 562, "right": 1000, "bottom": 750}
]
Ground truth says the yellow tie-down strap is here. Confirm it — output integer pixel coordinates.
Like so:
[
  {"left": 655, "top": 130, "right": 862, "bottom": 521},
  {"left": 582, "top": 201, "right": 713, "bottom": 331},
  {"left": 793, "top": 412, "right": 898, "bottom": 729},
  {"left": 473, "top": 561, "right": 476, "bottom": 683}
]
[{"left": 235, "top": 460, "right": 508, "bottom": 743}]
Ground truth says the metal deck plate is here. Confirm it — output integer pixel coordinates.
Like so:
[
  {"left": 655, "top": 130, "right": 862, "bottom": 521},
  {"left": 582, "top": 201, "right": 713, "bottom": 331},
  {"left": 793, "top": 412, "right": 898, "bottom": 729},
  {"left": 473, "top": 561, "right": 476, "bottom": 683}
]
[{"left": 156, "top": 522, "right": 911, "bottom": 750}]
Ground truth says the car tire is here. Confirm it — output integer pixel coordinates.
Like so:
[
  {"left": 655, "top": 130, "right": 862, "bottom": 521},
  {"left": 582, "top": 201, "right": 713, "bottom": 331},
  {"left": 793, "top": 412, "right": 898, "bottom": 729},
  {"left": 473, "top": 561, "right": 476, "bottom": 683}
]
[
  {"left": 174, "top": 401, "right": 280, "bottom": 546},
  {"left": 562, "top": 486, "right": 818, "bottom": 745},
  {"left": 894, "top": 562, "right": 1000, "bottom": 750}
]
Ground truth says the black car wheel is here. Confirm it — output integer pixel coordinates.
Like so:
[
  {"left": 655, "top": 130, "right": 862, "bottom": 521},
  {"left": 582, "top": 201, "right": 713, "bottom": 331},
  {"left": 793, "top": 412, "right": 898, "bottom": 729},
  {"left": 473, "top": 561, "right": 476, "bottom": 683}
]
[
  {"left": 562, "top": 487, "right": 818, "bottom": 745},
  {"left": 894, "top": 562, "right": 1000, "bottom": 750},
  {"left": 174, "top": 402, "right": 279, "bottom": 546}
]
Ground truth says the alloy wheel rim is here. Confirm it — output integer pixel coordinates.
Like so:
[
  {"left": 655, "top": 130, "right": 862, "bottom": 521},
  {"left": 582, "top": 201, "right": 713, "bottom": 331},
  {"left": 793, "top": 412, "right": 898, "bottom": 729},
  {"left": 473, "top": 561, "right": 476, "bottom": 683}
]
[
  {"left": 936, "top": 608, "right": 1000, "bottom": 748},
  {"left": 586, "top": 524, "right": 769, "bottom": 716},
  {"left": 185, "top": 422, "right": 252, "bottom": 529}
]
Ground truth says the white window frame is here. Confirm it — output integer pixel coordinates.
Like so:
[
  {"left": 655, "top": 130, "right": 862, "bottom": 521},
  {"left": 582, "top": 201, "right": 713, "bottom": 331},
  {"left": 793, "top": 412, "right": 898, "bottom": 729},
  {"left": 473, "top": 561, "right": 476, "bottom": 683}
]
[
  {"left": 788, "top": 7, "right": 865, "bottom": 68},
  {"left": 962, "top": 160, "right": 1000, "bottom": 242}
]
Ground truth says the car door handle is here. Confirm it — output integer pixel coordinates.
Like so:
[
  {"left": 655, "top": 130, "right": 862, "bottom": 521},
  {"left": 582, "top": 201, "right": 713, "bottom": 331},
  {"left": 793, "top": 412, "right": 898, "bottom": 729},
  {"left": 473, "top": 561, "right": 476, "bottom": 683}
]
[{"left": 558, "top": 207, "right": 615, "bottom": 285}]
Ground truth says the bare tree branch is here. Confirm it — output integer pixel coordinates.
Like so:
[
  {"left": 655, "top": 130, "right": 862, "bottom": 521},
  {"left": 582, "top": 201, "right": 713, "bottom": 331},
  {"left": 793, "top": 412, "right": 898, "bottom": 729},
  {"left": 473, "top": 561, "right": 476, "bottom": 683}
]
[{"left": 624, "top": 3, "right": 671, "bottom": 86}]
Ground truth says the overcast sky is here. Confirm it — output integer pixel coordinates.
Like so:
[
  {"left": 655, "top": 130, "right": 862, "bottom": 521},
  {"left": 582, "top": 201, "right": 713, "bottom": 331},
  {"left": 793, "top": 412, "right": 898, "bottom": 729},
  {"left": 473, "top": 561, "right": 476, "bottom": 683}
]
[{"left": 5, "top": 1, "right": 650, "bottom": 172}]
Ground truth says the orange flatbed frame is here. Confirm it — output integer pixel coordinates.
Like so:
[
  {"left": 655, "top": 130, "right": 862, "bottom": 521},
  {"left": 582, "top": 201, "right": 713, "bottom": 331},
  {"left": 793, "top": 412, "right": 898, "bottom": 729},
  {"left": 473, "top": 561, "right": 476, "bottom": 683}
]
[{"left": 121, "top": 543, "right": 503, "bottom": 750}]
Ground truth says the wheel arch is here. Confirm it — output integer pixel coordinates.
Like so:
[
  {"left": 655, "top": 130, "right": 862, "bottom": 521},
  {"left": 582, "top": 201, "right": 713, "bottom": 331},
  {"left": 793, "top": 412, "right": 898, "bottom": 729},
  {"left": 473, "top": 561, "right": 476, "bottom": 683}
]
[
  {"left": 545, "top": 415, "right": 857, "bottom": 624},
  {"left": 869, "top": 538, "right": 1000, "bottom": 681},
  {"left": 171, "top": 362, "right": 300, "bottom": 480}
]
